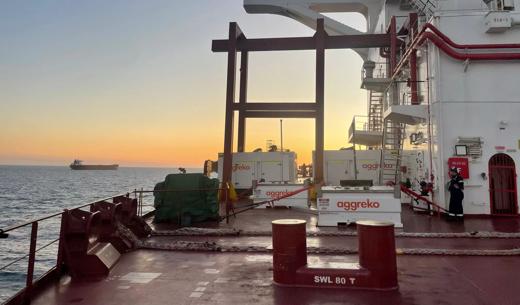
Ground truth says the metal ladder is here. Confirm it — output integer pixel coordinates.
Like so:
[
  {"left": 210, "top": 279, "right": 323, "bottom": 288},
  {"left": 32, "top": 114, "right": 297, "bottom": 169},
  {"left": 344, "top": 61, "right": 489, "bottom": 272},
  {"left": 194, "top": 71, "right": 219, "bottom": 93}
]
[
  {"left": 379, "top": 119, "right": 406, "bottom": 185},
  {"left": 408, "top": 0, "right": 436, "bottom": 19},
  {"left": 368, "top": 91, "right": 384, "bottom": 132}
]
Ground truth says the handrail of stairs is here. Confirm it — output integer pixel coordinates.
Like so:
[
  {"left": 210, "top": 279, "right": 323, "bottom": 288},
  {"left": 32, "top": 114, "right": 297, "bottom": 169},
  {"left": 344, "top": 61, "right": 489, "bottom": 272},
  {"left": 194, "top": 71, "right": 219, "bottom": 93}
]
[{"left": 400, "top": 184, "right": 447, "bottom": 216}]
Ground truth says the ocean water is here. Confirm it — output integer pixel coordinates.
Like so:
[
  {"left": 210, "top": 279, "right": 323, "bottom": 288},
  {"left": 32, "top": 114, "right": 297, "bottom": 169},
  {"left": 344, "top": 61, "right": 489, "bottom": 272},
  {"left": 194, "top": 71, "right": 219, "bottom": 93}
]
[{"left": 0, "top": 165, "right": 201, "bottom": 303}]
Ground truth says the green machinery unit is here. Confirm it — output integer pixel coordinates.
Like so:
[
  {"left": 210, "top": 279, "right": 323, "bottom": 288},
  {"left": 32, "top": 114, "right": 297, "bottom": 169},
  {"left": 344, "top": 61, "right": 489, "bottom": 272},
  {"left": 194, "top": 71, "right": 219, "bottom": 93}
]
[{"left": 153, "top": 173, "right": 219, "bottom": 225}]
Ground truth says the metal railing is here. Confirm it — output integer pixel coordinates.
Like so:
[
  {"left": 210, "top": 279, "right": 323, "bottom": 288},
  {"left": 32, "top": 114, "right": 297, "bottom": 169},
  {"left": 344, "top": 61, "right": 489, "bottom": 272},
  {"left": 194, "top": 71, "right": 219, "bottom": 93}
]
[
  {"left": 400, "top": 89, "right": 429, "bottom": 105},
  {"left": 0, "top": 183, "right": 241, "bottom": 304},
  {"left": 348, "top": 115, "right": 371, "bottom": 140},
  {"left": 361, "top": 61, "right": 388, "bottom": 80},
  {"left": 0, "top": 192, "right": 131, "bottom": 305}
]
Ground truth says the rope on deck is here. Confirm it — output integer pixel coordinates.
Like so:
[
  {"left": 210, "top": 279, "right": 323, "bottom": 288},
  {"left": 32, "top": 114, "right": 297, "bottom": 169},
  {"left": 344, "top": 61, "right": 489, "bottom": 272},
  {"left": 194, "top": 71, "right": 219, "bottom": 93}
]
[
  {"left": 151, "top": 227, "right": 520, "bottom": 239},
  {"left": 136, "top": 238, "right": 520, "bottom": 256},
  {"left": 120, "top": 223, "right": 520, "bottom": 256}
]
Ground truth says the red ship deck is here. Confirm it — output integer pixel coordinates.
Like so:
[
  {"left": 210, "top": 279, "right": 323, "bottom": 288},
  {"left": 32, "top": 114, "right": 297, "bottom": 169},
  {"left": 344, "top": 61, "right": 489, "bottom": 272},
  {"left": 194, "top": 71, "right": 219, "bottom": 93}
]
[{"left": 26, "top": 206, "right": 520, "bottom": 305}]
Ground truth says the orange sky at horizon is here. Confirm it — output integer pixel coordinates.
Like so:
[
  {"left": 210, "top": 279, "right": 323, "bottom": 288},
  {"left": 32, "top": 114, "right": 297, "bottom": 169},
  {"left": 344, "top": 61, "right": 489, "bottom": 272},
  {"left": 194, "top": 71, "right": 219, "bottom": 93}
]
[{"left": 0, "top": 2, "right": 367, "bottom": 168}]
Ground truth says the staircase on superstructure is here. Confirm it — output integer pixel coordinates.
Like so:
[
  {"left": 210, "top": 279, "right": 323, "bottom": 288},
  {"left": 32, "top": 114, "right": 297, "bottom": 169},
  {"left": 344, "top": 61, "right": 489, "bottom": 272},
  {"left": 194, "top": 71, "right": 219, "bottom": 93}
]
[
  {"left": 368, "top": 91, "right": 384, "bottom": 133},
  {"left": 379, "top": 119, "right": 405, "bottom": 185}
]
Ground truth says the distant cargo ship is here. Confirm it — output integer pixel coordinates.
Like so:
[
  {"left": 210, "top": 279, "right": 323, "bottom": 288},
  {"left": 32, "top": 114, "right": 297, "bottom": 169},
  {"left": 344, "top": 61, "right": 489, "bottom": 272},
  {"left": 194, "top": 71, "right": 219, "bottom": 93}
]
[{"left": 69, "top": 159, "right": 118, "bottom": 170}]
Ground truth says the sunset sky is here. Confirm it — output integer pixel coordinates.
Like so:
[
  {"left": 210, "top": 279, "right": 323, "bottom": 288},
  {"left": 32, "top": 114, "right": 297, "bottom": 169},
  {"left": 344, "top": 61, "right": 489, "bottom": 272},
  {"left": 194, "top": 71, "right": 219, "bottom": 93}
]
[{"left": 0, "top": 1, "right": 367, "bottom": 167}]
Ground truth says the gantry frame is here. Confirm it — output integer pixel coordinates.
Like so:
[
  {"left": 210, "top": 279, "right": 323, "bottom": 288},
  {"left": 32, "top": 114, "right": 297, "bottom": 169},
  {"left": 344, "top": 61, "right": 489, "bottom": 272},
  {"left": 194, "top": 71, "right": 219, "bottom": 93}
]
[{"left": 212, "top": 18, "right": 392, "bottom": 187}]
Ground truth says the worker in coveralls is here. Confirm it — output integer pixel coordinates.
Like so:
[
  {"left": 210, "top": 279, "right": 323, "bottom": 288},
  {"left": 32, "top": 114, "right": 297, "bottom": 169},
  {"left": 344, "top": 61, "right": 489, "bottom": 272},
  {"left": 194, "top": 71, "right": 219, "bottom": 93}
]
[{"left": 447, "top": 167, "right": 464, "bottom": 219}]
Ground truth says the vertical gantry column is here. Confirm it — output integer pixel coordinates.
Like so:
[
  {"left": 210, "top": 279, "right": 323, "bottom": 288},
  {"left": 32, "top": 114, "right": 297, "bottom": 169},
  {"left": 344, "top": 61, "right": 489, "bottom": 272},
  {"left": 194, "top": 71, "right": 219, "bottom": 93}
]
[
  {"left": 315, "top": 19, "right": 325, "bottom": 184},
  {"left": 222, "top": 22, "right": 241, "bottom": 187},
  {"left": 237, "top": 51, "right": 248, "bottom": 152}
]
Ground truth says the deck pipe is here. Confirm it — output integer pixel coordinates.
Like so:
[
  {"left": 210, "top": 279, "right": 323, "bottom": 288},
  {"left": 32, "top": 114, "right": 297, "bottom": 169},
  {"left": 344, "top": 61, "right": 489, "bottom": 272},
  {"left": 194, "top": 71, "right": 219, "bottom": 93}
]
[
  {"left": 272, "top": 219, "right": 398, "bottom": 290},
  {"left": 393, "top": 22, "right": 520, "bottom": 81},
  {"left": 422, "top": 23, "right": 520, "bottom": 50}
]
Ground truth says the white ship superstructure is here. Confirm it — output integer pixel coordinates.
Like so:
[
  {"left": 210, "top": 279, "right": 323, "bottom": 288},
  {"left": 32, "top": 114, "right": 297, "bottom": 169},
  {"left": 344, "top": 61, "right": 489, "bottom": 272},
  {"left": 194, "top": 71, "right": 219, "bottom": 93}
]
[{"left": 245, "top": 0, "right": 520, "bottom": 216}]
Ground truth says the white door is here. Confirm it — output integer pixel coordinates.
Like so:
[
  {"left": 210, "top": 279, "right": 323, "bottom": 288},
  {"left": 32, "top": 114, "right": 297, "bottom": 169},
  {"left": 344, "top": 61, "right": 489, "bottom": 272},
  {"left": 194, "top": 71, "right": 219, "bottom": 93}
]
[
  {"left": 326, "top": 160, "right": 350, "bottom": 185},
  {"left": 232, "top": 161, "right": 256, "bottom": 188},
  {"left": 260, "top": 161, "right": 283, "bottom": 183}
]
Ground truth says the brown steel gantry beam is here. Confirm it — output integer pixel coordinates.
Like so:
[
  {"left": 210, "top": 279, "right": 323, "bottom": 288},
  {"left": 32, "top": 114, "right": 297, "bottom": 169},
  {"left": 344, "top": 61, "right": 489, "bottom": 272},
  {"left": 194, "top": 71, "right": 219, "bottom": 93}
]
[
  {"left": 212, "top": 33, "right": 390, "bottom": 52},
  {"left": 237, "top": 51, "right": 248, "bottom": 153},
  {"left": 314, "top": 19, "right": 325, "bottom": 185},
  {"left": 214, "top": 18, "right": 391, "bottom": 189},
  {"left": 221, "top": 22, "right": 242, "bottom": 189}
]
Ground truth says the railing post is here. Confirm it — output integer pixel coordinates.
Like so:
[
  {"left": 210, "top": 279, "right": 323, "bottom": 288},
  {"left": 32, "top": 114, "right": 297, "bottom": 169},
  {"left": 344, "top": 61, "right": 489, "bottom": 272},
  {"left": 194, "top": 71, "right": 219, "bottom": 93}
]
[
  {"left": 24, "top": 222, "right": 38, "bottom": 304},
  {"left": 139, "top": 188, "right": 144, "bottom": 216},
  {"left": 56, "top": 213, "right": 66, "bottom": 274},
  {"left": 225, "top": 183, "right": 230, "bottom": 224}
]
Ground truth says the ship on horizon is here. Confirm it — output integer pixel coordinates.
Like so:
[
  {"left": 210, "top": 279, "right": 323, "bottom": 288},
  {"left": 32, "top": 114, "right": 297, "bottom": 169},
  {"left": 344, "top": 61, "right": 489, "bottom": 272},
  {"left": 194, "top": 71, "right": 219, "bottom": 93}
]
[{"left": 69, "top": 159, "right": 118, "bottom": 170}]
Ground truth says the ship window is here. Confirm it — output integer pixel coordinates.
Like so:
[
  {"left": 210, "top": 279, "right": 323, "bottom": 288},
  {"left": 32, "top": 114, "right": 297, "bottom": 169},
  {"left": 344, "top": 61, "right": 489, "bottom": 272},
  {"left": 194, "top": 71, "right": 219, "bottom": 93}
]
[
  {"left": 455, "top": 145, "right": 468, "bottom": 156},
  {"left": 486, "top": 0, "right": 515, "bottom": 11}
]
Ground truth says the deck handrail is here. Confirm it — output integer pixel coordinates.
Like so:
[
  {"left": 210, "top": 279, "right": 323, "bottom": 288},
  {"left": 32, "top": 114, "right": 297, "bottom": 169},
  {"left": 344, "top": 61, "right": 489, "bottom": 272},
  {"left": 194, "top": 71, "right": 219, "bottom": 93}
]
[
  {"left": 0, "top": 192, "right": 131, "bottom": 234},
  {"left": 0, "top": 191, "right": 138, "bottom": 305},
  {"left": 400, "top": 184, "right": 447, "bottom": 215}
]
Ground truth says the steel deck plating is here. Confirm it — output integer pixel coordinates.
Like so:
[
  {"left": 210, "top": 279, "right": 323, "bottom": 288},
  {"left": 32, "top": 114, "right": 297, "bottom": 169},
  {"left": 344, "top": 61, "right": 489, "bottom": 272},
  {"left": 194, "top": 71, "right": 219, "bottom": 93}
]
[{"left": 25, "top": 206, "right": 520, "bottom": 305}]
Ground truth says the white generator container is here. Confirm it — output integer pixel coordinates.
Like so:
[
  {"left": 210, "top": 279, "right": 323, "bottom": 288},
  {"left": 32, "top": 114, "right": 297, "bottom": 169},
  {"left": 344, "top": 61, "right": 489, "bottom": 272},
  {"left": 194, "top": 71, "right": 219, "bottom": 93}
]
[
  {"left": 314, "top": 150, "right": 396, "bottom": 185},
  {"left": 217, "top": 152, "right": 297, "bottom": 189},
  {"left": 318, "top": 186, "right": 403, "bottom": 228},
  {"left": 253, "top": 183, "right": 309, "bottom": 208}
]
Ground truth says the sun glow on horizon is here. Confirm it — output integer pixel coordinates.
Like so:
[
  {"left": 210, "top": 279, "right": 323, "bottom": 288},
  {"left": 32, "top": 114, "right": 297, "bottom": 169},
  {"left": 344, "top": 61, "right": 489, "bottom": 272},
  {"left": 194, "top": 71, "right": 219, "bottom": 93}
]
[{"left": 0, "top": 1, "right": 367, "bottom": 168}]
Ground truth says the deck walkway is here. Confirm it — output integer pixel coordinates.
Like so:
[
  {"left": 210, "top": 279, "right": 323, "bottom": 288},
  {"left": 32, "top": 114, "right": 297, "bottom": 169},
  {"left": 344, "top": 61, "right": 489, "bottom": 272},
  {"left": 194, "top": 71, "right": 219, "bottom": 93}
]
[{"left": 30, "top": 204, "right": 520, "bottom": 305}]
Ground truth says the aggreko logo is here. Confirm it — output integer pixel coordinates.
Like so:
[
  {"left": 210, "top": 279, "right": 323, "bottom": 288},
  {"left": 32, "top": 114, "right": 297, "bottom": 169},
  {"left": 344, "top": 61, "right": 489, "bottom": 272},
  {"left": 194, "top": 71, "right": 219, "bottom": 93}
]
[
  {"left": 266, "top": 191, "right": 290, "bottom": 199},
  {"left": 232, "top": 164, "right": 251, "bottom": 172},
  {"left": 361, "top": 163, "right": 393, "bottom": 171},
  {"left": 337, "top": 199, "right": 380, "bottom": 211}
]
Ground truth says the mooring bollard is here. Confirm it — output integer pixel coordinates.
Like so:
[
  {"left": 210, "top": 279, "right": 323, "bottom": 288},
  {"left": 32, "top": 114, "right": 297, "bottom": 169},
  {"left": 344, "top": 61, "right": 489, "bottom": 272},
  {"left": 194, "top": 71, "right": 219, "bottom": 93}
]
[
  {"left": 272, "top": 219, "right": 307, "bottom": 285},
  {"left": 357, "top": 220, "right": 398, "bottom": 289},
  {"left": 271, "top": 219, "right": 398, "bottom": 290}
]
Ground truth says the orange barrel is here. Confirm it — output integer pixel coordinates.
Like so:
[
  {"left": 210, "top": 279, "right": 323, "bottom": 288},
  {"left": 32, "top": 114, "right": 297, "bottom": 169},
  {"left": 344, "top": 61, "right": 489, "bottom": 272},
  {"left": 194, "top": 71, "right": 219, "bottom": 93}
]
[
  {"left": 272, "top": 219, "right": 307, "bottom": 285},
  {"left": 357, "top": 220, "right": 398, "bottom": 289}
]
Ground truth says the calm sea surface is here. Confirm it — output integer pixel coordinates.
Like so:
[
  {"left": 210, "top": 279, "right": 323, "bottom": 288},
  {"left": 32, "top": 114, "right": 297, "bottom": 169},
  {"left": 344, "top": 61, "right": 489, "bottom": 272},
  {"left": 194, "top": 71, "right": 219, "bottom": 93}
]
[{"left": 0, "top": 165, "right": 201, "bottom": 303}]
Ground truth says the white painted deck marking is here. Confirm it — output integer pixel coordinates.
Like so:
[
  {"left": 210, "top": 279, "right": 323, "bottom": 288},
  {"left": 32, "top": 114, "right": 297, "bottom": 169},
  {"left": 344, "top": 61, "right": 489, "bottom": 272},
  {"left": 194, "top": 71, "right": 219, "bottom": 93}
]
[
  {"left": 189, "top": 292, "right": 203, "bottom": 298},
  {"left": 194, "top": 287, "right": 206, "bottom": 292},
  {"left": 229, "top": 263, "right": 243, "bottom": 266},
  {"left": 245, "top": 255, "right": 271, "bottom": 262},
  {"left": 117, "top": 286, "right": 131, "bottom": 289},
  {"left": 251, "top": 280, "right": 270, "bottom": 287},
  {"left": 120, "top": 272, "right": 161, "bottom": 284},
  {"left": 197, "top": 281, "right": 209, "bottom": 286},
  {"left": 204, "top": 269, "right": 220, "bottom": 274},
  {"left": 214, "top": 277, "right": 230, "bottom": 283}
]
